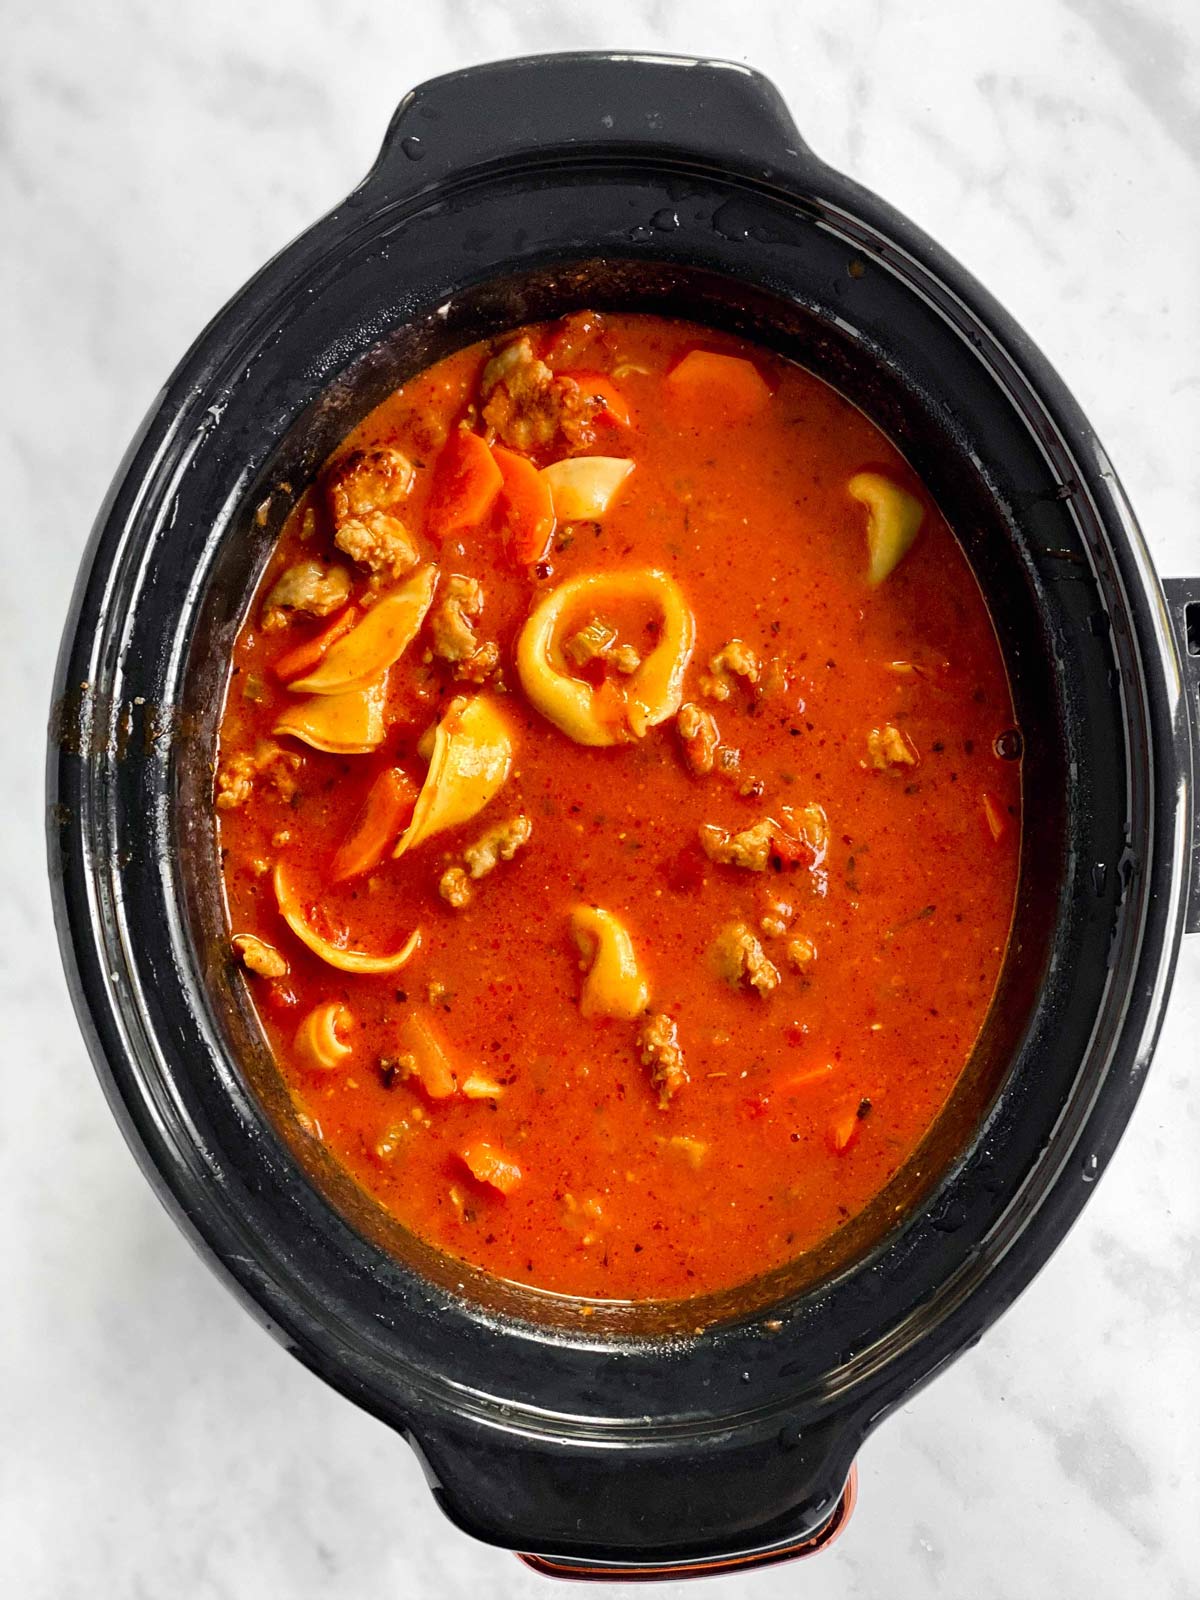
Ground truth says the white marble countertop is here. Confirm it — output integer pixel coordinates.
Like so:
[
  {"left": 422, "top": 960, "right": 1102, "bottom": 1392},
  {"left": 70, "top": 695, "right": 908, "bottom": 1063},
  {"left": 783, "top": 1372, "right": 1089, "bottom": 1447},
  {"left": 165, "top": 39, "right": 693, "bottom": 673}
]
[{"left": 6, "top": 2, "right": 1199, "bottom": 1595}]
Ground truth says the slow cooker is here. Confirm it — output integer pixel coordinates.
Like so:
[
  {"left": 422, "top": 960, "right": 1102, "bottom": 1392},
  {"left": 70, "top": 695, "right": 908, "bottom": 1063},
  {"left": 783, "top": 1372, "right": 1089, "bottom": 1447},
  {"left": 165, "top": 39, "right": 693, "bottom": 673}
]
[{"left": 47, "top": 53, "right": 1199, "bottom": 1579}]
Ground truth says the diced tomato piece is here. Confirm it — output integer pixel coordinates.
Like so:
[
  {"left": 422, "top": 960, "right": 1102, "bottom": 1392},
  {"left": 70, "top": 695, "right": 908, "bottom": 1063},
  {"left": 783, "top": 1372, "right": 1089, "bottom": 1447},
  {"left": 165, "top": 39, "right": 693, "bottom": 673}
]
[
  {"left": 665, "top": 350, "right": 772, "bottom": 425},
  {"left": 330, "top": 767, "right": 418, "bottom": 881},
  {"left": 769, "top": 831, "right": 816, "bottom": 873},
  {"left": 273, "top": 607, "right": 358, "bottom": 683},
  {"left": 460, "top": 1139, "right": 522, "bottom": 1195},
  {"left": 493, "top": 445, "right": 556, "bottom": 565},
  {"left": 742, "top": 1094, "right": 771, "bottom": 1119},
  {"left": 665, "top": 842, "right": 708, "bottom": 896},
  {"left": 562, "top": 370, "right": 631, "bottom": 427},
  {"left": 425, "top": 429, "right": 503, "bottom": 541}
]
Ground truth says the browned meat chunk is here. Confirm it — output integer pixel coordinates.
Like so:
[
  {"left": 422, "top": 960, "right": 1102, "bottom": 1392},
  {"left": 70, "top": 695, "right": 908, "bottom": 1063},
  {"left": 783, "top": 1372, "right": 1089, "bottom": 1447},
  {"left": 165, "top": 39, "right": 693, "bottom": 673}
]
[
  {"left": 639, "top": 1012, "right": 688, "bottom": 1108},
  {"left": 232, "top": 933, "right": 288, "bottom": 977},
  {"left": 480, "top": 336, "right": 605, "bottom": 455},
  {"left": 712, "top": 922, "right": 781, "bottom": 996},
  {"left": 699, "top": 817, "right": 776, "bottom": 871},
  {"left": 439, "top": 816, "right": 533, "bottom": 910},
  {"left": 327, "top": 447, "right": 419, "bottom": 577},
  {"left": 700, "top": 639, "right": 761, "bottom": 702},
  {"left": 867, "top": 724, "right": 918, "bottom": 768},
  {"left": 701, "top": 803, "right": 828, "bottom": 873},
  {"left": 438, "top": 867, "right": 472, "bottom": 909},
  {"left": 564, "top": 618, "right": 642, "bottom": 676},
  {"left": 261, "top": 559, "right": 351, "bottom": 630},
  {"left": 428, "top": 574, "right": 498, "bottom": 681},
  {"left": 677, "top": 702, "right": 720, "bottom": 776},
  {"left": 463, "top": 814, "right": 532, "bottom": 879},
  {"left": 215, "top": 739, "right": 302, "bottom": 810}
]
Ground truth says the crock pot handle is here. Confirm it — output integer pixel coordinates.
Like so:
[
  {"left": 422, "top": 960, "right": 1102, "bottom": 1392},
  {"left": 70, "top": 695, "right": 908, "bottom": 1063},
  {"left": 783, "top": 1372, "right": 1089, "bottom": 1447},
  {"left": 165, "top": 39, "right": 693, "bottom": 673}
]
[
  {"left": 409, "top": 1410, "right": 860, "bottom": 1576},
  {"left": 1163, "top": 577, "right": 1200, "bottom": 934},
  {"left": 359, "top": 52, "right": 817, "bottom": 204}
]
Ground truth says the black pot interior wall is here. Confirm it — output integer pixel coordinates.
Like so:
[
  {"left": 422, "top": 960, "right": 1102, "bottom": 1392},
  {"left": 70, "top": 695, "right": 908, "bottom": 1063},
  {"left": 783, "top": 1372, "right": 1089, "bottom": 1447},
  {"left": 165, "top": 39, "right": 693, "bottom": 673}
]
[{"left": 175, "top": 257, "right": 1068, "bottom": 1332}]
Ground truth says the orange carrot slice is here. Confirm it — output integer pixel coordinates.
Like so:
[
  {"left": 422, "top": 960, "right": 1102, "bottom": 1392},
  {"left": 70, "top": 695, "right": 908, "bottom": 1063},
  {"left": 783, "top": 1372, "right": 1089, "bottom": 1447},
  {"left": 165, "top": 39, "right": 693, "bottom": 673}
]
[
  {"left": 396, "top": 1013, "right": 458, "bottom": 1100},
  {"left": 273, "top": 607, "right": 359, "bottom": 683},
  {"left": 562, "top": 370, "right": 631, "bottom": 427},
  {"left": 425, "top": 429, "right": 503, "bottom": 541},
  {"left": 331, "top": 767, "right": 418, "bottom": 881},
  {"left": 665, "top": 350, "right": 772, "bottom": 425},
  {"left": 460, "top": 1139, "right": 522, "bottom": 1195},
  {"left": 494, "top": 446, "right": 556, "bottom": 565}
]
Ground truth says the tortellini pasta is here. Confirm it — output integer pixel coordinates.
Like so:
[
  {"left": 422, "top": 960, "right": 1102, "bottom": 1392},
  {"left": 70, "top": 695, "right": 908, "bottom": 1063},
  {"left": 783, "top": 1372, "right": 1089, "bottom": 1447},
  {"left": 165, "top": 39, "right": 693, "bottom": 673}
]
[
  {"left": 295, "top": 1001, "right": 354, "bottom": 1071},
  {"left": 273, "top": 864, "right": 421, "bottom": 974},
  {"left": 516, "top": 568, "right": 695, "bottom": 746},
  {"left": 848, "top": 472, "right": 925, "bottom": 586},
  {"left": 273, "top": 678, "right": 387, "bottom": 754},
  {"left": 288, "top": 565, "right": 437, "bottom": 693},
  {"left": 570, "top": 904, "right": 650, "bottom": 1020},
  {"left": 394, "top": 694, "right": 514, "bottom": 858}
]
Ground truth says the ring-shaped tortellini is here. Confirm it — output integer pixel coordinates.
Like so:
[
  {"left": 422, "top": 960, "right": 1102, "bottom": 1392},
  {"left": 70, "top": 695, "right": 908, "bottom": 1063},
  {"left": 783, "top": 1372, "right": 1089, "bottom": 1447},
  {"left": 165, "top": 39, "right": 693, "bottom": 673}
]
[
  {"left": 570, "top": 904, "right": 650, "bottom": 1020},
  {"left": 295, "top": 1001, "right": 353, "bottom": 1071},
  {"left": 274, "top": 678, "right": 387, "bottom": 754},
  {"left": 848, "top": 472, "right": 925, "bottom": 586},
  {"left": 516, "top": 569, "right": 695, "bottom": 746},
  {"left": 274, "top": 864, "right": 421, "bottom": 974},
  {"left": 288, "top": 565, "right": 437, "bottom": 694},
  {"left": 393, "top": 694, "right": 514, "bottom": 859}
]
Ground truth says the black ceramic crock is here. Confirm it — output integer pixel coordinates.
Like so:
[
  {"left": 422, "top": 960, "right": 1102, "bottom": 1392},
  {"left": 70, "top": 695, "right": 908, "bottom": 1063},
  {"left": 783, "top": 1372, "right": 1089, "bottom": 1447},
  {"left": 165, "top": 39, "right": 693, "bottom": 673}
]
[{"left": 47, "top": 53, "right": 1200, "bottom": 1578}]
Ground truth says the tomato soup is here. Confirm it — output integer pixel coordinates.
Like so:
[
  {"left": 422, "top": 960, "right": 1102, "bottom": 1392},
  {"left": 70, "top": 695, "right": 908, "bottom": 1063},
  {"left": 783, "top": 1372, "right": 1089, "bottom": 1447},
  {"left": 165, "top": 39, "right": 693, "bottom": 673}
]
[{"left": 215, "top": 312, "right": 1020, "bottom": 1301}]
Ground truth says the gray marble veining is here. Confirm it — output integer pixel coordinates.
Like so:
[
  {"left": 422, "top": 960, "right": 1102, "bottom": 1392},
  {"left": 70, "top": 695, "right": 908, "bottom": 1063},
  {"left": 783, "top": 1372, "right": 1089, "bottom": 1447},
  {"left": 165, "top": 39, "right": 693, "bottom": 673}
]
[{"left": 5, "top": 2, "right": 1198, "bottom": 1595}]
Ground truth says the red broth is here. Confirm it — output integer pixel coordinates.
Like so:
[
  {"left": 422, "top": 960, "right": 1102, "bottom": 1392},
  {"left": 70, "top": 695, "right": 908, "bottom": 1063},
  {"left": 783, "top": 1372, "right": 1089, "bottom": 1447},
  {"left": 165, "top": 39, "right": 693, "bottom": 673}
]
[{"left": 215, "top": 313, "right": 1020, "bottom": 1302}]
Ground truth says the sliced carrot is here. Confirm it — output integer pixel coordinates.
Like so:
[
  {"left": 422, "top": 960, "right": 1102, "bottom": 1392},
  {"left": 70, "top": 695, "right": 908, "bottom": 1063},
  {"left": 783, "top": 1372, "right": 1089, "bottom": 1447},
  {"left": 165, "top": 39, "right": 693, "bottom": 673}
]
[
  {"left": 493, "top": 445, "right": 556, "bottom": 565},
  {"left": 562, "top": 370, "right": 631, "bottom": 427},
  {"left": 461, "top": 1139, "right": 522, "bottom": 1195},
  {"left": 665, "top": 350, "right": 772, "bottom": 425},
  {"left": 330, "top": 767, "right": 418, "bottom": 881},
  {"left": 398, "top": 1013, "right": 458, "bottom": 1100},
  {"left": 981, "top": 792, "right": 1007, "bottom": 843},
  {"left": 273, "top": 607, "right": 358, "bottom": 683},
  {"left": 425, "top": 428, "right": 503, "bottom": 541}
]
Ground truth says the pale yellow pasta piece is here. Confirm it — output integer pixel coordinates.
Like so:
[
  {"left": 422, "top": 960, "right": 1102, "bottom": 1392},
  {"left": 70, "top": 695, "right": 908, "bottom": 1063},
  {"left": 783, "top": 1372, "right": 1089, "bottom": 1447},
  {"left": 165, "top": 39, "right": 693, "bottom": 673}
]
[
  {"left": 393, "top": 694, "right": 514, "bottom": 858},
  {"left": 848, "top": 472, "right": 925, "bottom": 585},
  {"left": 516, "top": 569, "right": 695, "bottom": 747},
  {"left": 289, "top": 566, "right": 437, "bottom": 693},
  {"left": 570, "top": 905, "right": 650, "bottom": 1020},
  {"left": 274, "top": 678, "right": 387, "bottom": 754},
  {"left": 295, "top": 1001, "right": 353, "bottom": 1071},
  {"left": 274, "top": 864, "right": 421, "bottom": 974},
  {"left": 540, "top": 456, "right": 634, "bottom": 521}
]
